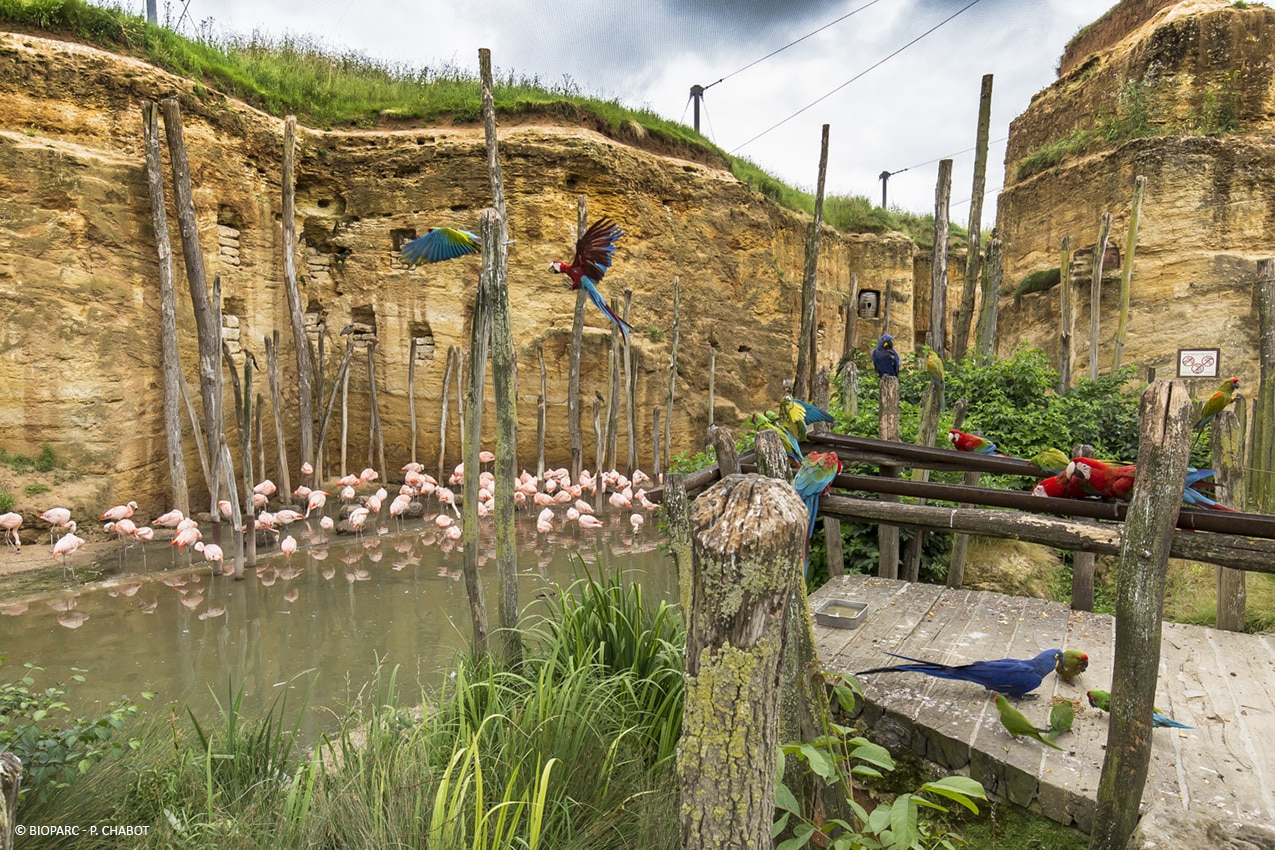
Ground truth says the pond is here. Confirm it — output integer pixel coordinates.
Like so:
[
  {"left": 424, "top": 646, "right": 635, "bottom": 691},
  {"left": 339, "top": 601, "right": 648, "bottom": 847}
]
[{"left": 0, "top": 507, "right": 674, "bottom": 726}]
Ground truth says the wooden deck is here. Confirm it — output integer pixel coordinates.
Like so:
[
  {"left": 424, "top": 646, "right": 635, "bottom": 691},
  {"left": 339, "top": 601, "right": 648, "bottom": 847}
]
[{"left": 810, "top": 575, "right": 1275, "bottom": 836}]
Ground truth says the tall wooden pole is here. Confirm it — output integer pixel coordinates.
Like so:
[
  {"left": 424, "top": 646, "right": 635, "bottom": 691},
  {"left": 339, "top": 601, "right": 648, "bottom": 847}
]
[
  {"left": 1070, "top": 444, "right": 1097, "bottom": 612},
  {"left": 877, "top": 375, "right": 901, "bottom": 579},
  {"left": 1211, "top": 409, "right": 1247, "bottom": 631},
  {"left": 974, "top": 238, "right": 1003, "bottom": 359},
  {"left": 408, "top": 338, "right": 418, "bottom": 465},
  {"left": 568, "top": 197, "right": 587, "bottom": 484},
  {"left": 142, "top": 101, "right": 190, "bottom": 515},
  {"left": 281, "top": 116, "right": 315, "bottom": 472},
  {"left": 707, "top": 347, "right": 716, "bottom": 427},
  {"left": 623, "top": 287, "right": 636, "bottom": 475},
  {"left": 438, "top": 346, "right": 456, "bottom": 484},
  {"left": 664, "top": 276, "right": 681, "bottom": 470},
  {"left": 1112, "top": 176, "right": 1146, "bottom": 371},
  {"left": 536, "top": 343, "right": 547, "bottom": 477},
  {"left": 652, "top": 407, "right": 662, "bottom": 480},
  {"left": 1059, "top": 236, "right": 1074, "bottom": 393},
  {"left": 841, "top": 274, "right": 859, "bottom": 418},
  {"left": 953, "top": 74, "right": 993, "bottom": 361},
  {"left": 1250, "top": 259, "right": 1275, "bottom": 512},
  {"left": 315, "top": 338, "right": 355, "bottom": 481},
  {"left": 462, "top": 257, "right": 491, "bottom": 658},
  {"left": 366, "top": 339, "right": 386, "bottom": 478},
  {"left": 930, "top": 159, "right": 953, "bottom": 358},
  {"left": 795, "top": 123, "right": 830, "bottom": 399},
  {"left": 265, "top": 331, "right": 290, "bottom": 501},
  {"left": 1090, "top": 380, "right": 1193, "bottom": 850},
  {"left": 1089, "top": 212, "right": 1113, "bottom": 379},
  {"left": 239, "top": 354, "right": 257, "bottom": 572},
  {"left": 605, "top": 297, "right": 622, "bottom": 471}
]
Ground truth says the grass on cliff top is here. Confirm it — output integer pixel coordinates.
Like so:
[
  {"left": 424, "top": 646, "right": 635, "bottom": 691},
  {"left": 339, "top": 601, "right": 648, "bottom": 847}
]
[{"left": 0, "top": 0, "right": 957, "bottom": 248}]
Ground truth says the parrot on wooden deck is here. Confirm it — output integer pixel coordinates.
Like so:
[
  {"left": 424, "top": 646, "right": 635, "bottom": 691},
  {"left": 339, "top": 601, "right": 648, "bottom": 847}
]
[
  {"left": 872, "top": 333, "right": 900, "bottom": 377},
  {"left": 793, "top": 451, "right": 842, "bottom": 576},
  {"left": 1031, "top": 448, "right": 1072, "bottom": 475},
  {"left": 995, "top": 694, "right": 1064, "bottom": 750},
  {"left": 1045, "top": 699, "right": 1075, "bottom": 743},
  {"left": 548, "top": 217, "right": 632, "bottom": 340},
  {"left": 855, "top": 647, "right": 1062, "bottom": 699},
  {"left": 1055, "top": 649, "right": 1089, "bottom": 683},
  {"left": 401, "top": 227, "right": 481, "bottom": 265},
  {"left": 1195, "top": 377, "right": 1239, "bottom": 432},
  {"left": 948, "top": 428, "right": 997, "bottom": 455},
  {"left": 1067, "top": 458, "right": 1137, "bottom": 500},
  {"left": 1087, "top": 689, "right": 1194, "bottom": 729}
]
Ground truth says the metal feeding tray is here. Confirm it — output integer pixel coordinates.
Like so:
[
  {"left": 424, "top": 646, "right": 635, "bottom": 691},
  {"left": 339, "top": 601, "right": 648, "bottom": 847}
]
[{"left": 814, "top": 598, "right": 869, "bottom": 630}]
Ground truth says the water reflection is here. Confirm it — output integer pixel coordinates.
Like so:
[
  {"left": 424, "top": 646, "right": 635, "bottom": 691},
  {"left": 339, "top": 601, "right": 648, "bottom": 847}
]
[{"left": 0, "top": 508, "right": 673, "bottom": 724}]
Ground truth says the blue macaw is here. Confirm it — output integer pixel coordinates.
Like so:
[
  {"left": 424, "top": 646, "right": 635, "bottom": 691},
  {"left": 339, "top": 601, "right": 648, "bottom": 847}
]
[
  {"left": 401, "top": 227, "right": 481, "bottom": 265},
  {"left": 872, "top": 333, "right": 900, "bottom": 377},
  {"left": 793, "top": 451, "right": 842, "bottom": 576},
  {"left": 1182, "top": 468, "right": 1239, "bottom": 512},
  {"left": 856, "top": 648, "right": 1063, "bottom": 699},
  {"left": 548, "top": 217, "right": 631, "bottom": 340}
]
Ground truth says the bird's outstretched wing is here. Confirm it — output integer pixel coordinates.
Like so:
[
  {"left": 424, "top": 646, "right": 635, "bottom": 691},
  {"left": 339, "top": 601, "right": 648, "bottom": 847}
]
[
  {"left": 573, "top": 217, "right": 624, "bottom": 283},
  {"left": 402, "top": 227, "right": 481, "bottom": 265}
]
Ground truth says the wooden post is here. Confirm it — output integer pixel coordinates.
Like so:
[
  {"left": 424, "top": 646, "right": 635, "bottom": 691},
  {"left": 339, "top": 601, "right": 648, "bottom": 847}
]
[
  {"left": 1, "top": 751, "right": 20, "bottom": 850},
  {"left": 1090, "top": 380, "right": 1193, "bottom": 850},
  {"left": 1071, "top": 444, "right": 1097, "bottom": 611},
  {"left": 456, "top": 349, "right": 466, "bottom": 456},
  {"left": 678, "top": 475, "right": 804, "bottom": 849},
  {"left": 438, "top": 345, "right": 456, "bottom": 484},
  {"left": 281, "top": 116, "right": 316, "bottom": 473},
  {"left": 1252, "top": 259, "right": 1275, "bottom": 512},
  {"left": 707, "top": 424, "right": 739, "bottom": 476},
  {"left": 218, "top": 435, "right": 243, "bottom": 578},
  {"left": 315, "top": 338, "right": 355, "bottom": 481},
  {"left": 663, "top": 471, "right": 691, "bottom": 616},
  {"left": 536, "top": 343, "right": 547, "bottom": 477},
  {"left": 953, "top": 74, "right": 993, "bottom": 361},
  {"left": 930, "top": 159, "right": 952, "bottom": 358},
  {"left": 255, "top": 393, "right": 265, "bottom": 491},
  {"left": 946, "top": 399, "right": 974, "bottom": 588},
  {"left": 593, "top": 395, "right": 604, "bottom": 509},
  {"left": 370, "top": 340, "right": 387, "bottom": 479},
  {"left": 1212, "top": 409, "right": 1247, "bottom": 631},
  {"left": 605, "top": 297, "right": 621, "bottom": 471},
  {"left": 664, "top": 276, "right": 681, "bottom": 470},
  {"left": 177, "top": 370, "right": 210, "bottom": 489},
  {"left": 340, "top": 342, "right": 351, "bottom": 478},
  {"left": 795, "top": 123, "right": 830, "bottom": 399},
  {"left": 624, "top": 287, "right": 636, "bottom": 475},
  {"left": 1089, "top": 212, "right": 1113, "bottom": 379},
  {"left": 652, "top": 407, "right": 663, "bottom": 480},
  {"left": 877, "top": 375, "right": 901, "bottom": 579},
  {"left": 841, "top": 274, "right": 859, "bottom": 418},
  {"left": 142, "top": 101, "right": 190, "bottom": 516},
  {"left": 903, "top": 379, "right": 943, "bottom": 582},
  {"left": 1059, "top": 236, "right": 1073, "bottom": 392},
  {"left": 480, "top": 49, "right": 519, "bottom": 665},
  {"left": 462, "top": 236, "right": 491, "bottom": 658},
  {"left": 239, "top": 353, "right": 257, "bottom": 572},
  {"left": 1113, "top": 176, "right": 1146, "bottom": 371},
  {"left": 754, "top": 429, "right": 792, "bottom": 483},
  {"left": 315, "top": 320, "right": 326, "bottom": 479},
  {"left": 408, "top": 337, "right": 418, "bottom": 465},
  {"left": 974, "top": 238, "right": 1002, "bottom": 359},
  {"left": 707, "top": 346, "right": 716, "bottom": 427},
  {"left": 160, "top": 97, "right": 222, "bottom": 508},
  {"left": 811, "top": 368, "right": 843, "bottom": 576},
  {"left": 568, "top": 197, "right": 587, "bottom": 484}
]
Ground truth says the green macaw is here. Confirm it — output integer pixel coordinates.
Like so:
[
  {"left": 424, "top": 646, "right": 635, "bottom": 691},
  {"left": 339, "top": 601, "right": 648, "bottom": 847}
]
[
  {"left": 1031, "top": 447, "right": 1072, "bottom": 475},
  {"left": 1195, "top": 377, "right": 1239, "bottom": 432},
  {"left": 1055, "top": 649, "right": 1089, "bottom": 683},
  {"left": 1086, "top": 690, "right": 1194, "bottom": 729},
  {"left": 995, "top": 694, "right": 1063, "bottom": 750}
]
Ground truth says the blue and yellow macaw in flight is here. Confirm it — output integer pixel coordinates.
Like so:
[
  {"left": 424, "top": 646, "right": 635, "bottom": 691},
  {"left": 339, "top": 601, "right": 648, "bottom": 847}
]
[
  {"left": 779, "top": 395, "right": 835, "bottom": 445},
  {"left": 549, "top": 217, "right": 632, "bottom": 340},
  {"left": 401, "top": 227, "right": 481, "bottom": 265}
]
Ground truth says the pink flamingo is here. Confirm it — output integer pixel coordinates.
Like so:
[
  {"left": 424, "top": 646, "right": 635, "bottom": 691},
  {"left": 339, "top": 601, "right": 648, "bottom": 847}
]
[
  {"left": 630, "top": 513, "right": 645, "bottom": 532},
  {"left": 39, "top": 507, "right": 72, "bottom": 546},
  {"left": 402, "top": 461, "right": 424, "bottom": 474},
  {"left": 99, "top": 500, "right": 138, "bottom": 522},
  {"left": 434, "top": 514, "right": 454, "bottom": 529},
  {"left": 347, "top": 507, "right": 370, "bottom": 535},
  {"left": 194, "top": 541, "right": 225, "bottom": 574},
  {"left": 253, "top": 479, "right": 277, "bottom": 498},
  {"left": 358, "top": 467, "right": 379, "bottom": 484},
  {"left": 578, "top": 515, "right": 604, "bottom": 530},
  {"left": 51, "top": 521, "right": 85, "bottom": 575},
  {"left": 306, "top": 490, "right": 329, "bottom": 518},
  {"left": 436, "top": 487, "right": 459, "bottom": 517},
  {"left": 301, "top": 461, "right": 314, "bottom": 477},
  {"left": 152, "top": 509, "right": 184, "bottom": 528},
  {"left": 281, "top": 535, "right": 297, "bottom": 564},
  {"left": 0, "top": 512, "right": 23, "bottom": 551}
]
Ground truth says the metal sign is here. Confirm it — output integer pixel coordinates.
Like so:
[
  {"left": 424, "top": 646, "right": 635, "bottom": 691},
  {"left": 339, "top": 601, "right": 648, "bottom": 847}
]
[{"left": 1177, "top": 349, "right": 1219, "bottom": 378}]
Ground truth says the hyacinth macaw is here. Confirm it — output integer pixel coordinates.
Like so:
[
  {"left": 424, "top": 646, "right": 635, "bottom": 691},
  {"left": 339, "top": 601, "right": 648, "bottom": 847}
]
[
  {"left": 548, "top": 217, "right": 632, "bottom": 340},
  {"left": 1181, "top": 467, "right": 1240, "bottom": 512},
  {"left": 401, "top": 227, "right": 481, "bottom": 265},
  {"left": 1087, "top": 689, "right": 1194, "bottom": 729},
  {"left": 995, "top": 694, "right": 1063, "bottom": 750},
  {"left": 1055, "top": 649, "right": 1089, "bottom": 683},
  {"left": 778, "top": 395, "right": 834, "bottom": 445},
  {"left": 793, "top": 451, "right": 842, "bottom": 575},
  {"left": 856, "top": 647, "right": 1062, "bottom": 699},
  {"left": 1031, "top": 447, "right": 1071, "bottom": 475},
  {"left": 1067, "top": 457, "right": 1137, "bottom": 500},
  {"left": 1195, "top": 376, "right": 1239, "bottom": 432},
  {"left": 948, "top": 428, "right": 997, "bottom": 455},
  {"left": 872, "top": 333, "right": 900, "bottom": 377},
  {"left": 1032, "top": 471, "right": 1091, "bottom": 500},
  {"left": 751, "top": 413, "right": 803, "bottom": 465}
]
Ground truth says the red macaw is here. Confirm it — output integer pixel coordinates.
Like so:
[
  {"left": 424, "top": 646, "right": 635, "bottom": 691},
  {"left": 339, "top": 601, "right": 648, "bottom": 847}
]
[
  {"left": 793, "top": 451, "right": 842, "bottom": 576},
  {"left": 948, "top": 428, "right": 997, "bottom": 455},
  {"left": 548, "top": 217, "right": 632, "bottom": 339},
  {"left": 401, "top": 227, "right": 480, "bottom": 265},
  {"left": 1195, "top": 377, "right": 1239, "bottom": 431},
  {"left": 1031, "top": 471, "right": 1089, "bottom": 500},
  {"left": 1068, "top": 458, "right": 1136, "bottom": 500}
]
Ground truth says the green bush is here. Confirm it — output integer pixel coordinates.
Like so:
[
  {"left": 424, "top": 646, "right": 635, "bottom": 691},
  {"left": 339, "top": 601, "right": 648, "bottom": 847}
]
[
  {"left": 23, "top": 482, "right": 50, "bottom": 497},
  {"left": 1015, "top": 267, "right": 1062, "bottom": 298},
  {"left": 0, "top": 490, "right": 12, "bottom": 512},
  {"left": 35, "top": 442, "right": 55, "bottom": 472}
]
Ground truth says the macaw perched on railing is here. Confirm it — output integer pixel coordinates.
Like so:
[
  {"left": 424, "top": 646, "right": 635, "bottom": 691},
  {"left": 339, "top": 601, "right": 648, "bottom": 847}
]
[
  {"left": 548, "top": 217, "right": 632, "bottom": 339},
  {"left": 401, "top": 226, "right": 481, "bottom": 265},
  {"left": 948, "top": 428, "right": 997, "bottom": 455},
  {"left": 793, "top": 450, "right": 842, "bottom": 576},
  {"left": 778, "top": 395, "right": 835, "bottom": 446}
]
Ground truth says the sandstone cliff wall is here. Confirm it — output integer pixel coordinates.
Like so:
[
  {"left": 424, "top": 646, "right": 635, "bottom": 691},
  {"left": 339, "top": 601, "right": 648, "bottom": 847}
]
[
  {"left": 0, "top": 33, "right": 918, "bottom": 515},
  {"left": 995, "top": 0, "right": 1275, "bottom": 397}
]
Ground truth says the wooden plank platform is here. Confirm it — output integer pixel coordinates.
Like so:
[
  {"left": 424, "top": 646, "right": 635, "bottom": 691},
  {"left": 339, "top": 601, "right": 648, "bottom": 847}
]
[{"left": 811, "top": 575, "right": 1275, "bottom": 835}]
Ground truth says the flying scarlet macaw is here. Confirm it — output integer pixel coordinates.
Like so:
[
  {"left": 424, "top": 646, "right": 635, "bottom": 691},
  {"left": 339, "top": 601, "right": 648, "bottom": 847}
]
[
  {"left": 549, "top": 217, "right": 632, "bottom": 339},
  {"left": 793, "top": 451, "right": 842, "bottom": 576},
  {"left": 401, "top": 227, "right": 481, "bottom": 265},
  {"left": 948, "top": 428, "right": 996, "bottom": 455},
  {"left": 872, "top": 334, "right": 900, "bottom": 377}
]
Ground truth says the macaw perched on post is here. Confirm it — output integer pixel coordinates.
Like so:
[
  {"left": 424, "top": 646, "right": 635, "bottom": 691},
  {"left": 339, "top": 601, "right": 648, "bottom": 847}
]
[
  {"left": 1087, "top": 689, "right": 1194, "bottom": 729},
  {"left": 855, "top": 647, "right": 1062, "bottom": 699},
  {"left": 401, "top": 227, "right": 481, "bottom": 265},
  {"left": 1055, "top": 649, "right": 1089, "bottom": 683},
  {"left": 778, "top": 396, "right": 835, "bottom": 445},
  {"left": 925, "top": 349, "right": 945, "bottom": 412},
  {"left": 793, "top": 451, "right": 842, "bottom": 576},
  {"left": 1032, "top": 471, "right": 1091, "bottom": 500},
  {"left": 750, "top": 413, "right": 803, "bottom": 465},
  {"left": 1195, "top": 376, "right": 1239, "bottom": 432},
  {"left": 872, "top": 333, "right": 900, "bottom": 377},
  {"left": 948, "top": 428, "right": 997, "bottom": 455},
  {"left": 548, "top": 217, "right": 632, "bottom": 340},
  {"left": 995, "top": 694, "right": 1063, "bottom": 750},
  {"left": 1031, "top": 447, "right": 1072, "bottom": 475}
]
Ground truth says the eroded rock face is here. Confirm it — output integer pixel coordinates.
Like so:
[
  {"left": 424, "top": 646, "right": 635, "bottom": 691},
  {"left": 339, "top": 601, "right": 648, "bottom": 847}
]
[
  {"left": 995, "top": 1, "right": 1275, "bottom": 394},
  {"left": 0, "top": 32, "right": 918, "bottom": 513}
]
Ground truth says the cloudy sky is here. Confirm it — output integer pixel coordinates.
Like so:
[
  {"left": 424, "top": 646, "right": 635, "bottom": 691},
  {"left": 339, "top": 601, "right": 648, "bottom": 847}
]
[{"left": 121, "top": 0, "right": 1114, "bottom": 225}]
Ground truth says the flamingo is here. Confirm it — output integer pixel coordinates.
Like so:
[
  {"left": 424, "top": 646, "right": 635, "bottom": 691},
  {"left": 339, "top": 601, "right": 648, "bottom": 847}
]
[
  {"left": 301, "top": 461, "right": 313, "bottom": 477},
  {"left": 347, "top": 507, "right": 370, "bottom": 535},
  {"left": 630, "top": 513, "right": 644, "bottom": 532},
  {"left": 434, "top": 514, "right": 454, "bottom": 529},
  {"left": 436, "top": 487, "right": 459, "bottom": 517},
  {"left": 294, "top": 484, "right": 312, "bottom": 502},
  {"left": 578, "top": 514, "right": 604, "bottom": 530},
  {"left": 444, "top": 524, "right": 462, "bottom": 541},
  {"left": 478, "top": 450, "right": 495, "bottom": 466},
  {"left": 99, "top": 500, "right": 138, "bottom": 522},
  {"left": 281, "top": 535, "right": 297, "bottom": 564},
  {"left": 340, "top": 486, "right": 357, "bottom": 505},
  {"left": 39, "top": 507, "right": 72, "bottom": 546},
  {"left": 306, "top": 490, "right": 329, "bottom": 518},
  {"left": 194, "top": 540, "right": 225, "bottom": 574},
  {"left": 574, "top": 499, "right": 595, "bottom": 515},
  {"left": 152, "top": 509, "right": 184, "bottom": 528},
  {"left": 402, "top": 461, "right": 424, "bottom": 474},
  {"left": 0, "top": 512, "right": 23, "bottom": 551},
  {"left": 359, "top": 467, "right": 379, "bottom": 484},
  {"left": 319, "top": 516, "right": 335, "bottom": 532},
  {"left": 273, "top": 509, "right": 305, "bottom": 526},
  {"left": 51, "top": 520, "right": 85, "bottom": 573},
  {"left": 253, "top": 479, "right": 277, "bottom": 497},
  {"left": 389, "top": 494, "right": 412, "bottom": 526},
  {"left": 217, "top": 500, "right": 233, "bottom": 520}
]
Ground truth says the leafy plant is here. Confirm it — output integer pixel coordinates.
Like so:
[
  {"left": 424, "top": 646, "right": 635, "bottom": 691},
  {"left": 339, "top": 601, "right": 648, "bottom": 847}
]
[
  {"left": 35, "top": 442, "right": 56, "bottom": 472},
  {"left": 1014, "top": 267, "right": 1061, "bottom": 299},
  {"left": 0, "top": 490, "right": 12, "bottom": 512},
  {"left": 24, "top": 482, "right": 50, "bottom": 497}
]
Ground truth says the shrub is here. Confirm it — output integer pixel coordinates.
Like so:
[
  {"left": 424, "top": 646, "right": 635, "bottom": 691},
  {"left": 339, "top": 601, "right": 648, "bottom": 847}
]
[
  {"left": 23, "top": 482, "right": 50, "bottom": 497},
  {"left": 1015, "top": 267, "right": 1062, "bottom": 299},
  {"left": 35, "top": 442, "right": 55, "bottom": 472},
  {"left": 0, "top": 491, "right": 12, "bottom": 512}
]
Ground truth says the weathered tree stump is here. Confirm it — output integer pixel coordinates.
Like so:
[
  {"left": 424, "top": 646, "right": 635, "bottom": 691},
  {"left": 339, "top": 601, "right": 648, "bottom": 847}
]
[
  {"left": 0, "top": 752, "right": 19, "bottom": 850},
  {"left": 679, "top": 475, "right": 805, "bottom": 850},
  {"left": 754, "top": 429, "right": 792, "bottom": 483},
  {"left": 708, "top": 424, "right": 739, "bottom": 477},
  {"left": 1212, "top": 409, "right": 1247, "bottom": 631},
  {"left": 663, "top": 472, "right": 692, "bottom": 617},
  {"left": 1090, "top": 380, "right": 1194, "bottom": 850}
]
